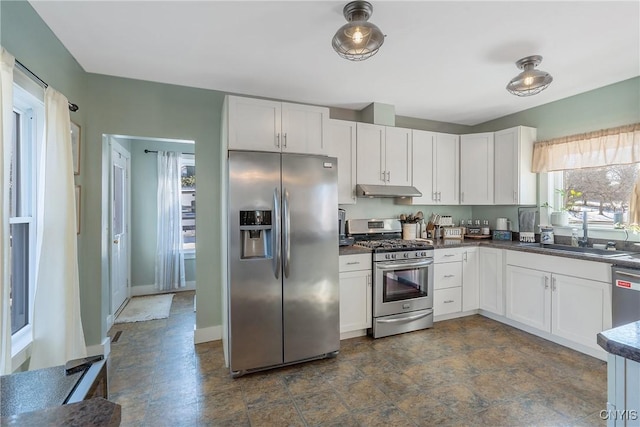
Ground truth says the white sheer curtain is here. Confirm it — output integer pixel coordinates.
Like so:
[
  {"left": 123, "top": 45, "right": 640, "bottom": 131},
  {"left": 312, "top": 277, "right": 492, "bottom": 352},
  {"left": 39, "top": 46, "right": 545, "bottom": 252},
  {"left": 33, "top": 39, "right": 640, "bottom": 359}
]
[
  {"left": 0, "top": 47, "right": 15, "bottom": 374},
  {"left": 29, "top": 87, "right": 86, "bottom": 370},
  {"left": 532, "top": 123, "right": 640, "bottom": 172},
  {"left": 155, "top": 151, "right": 185, "bottom": 291}
]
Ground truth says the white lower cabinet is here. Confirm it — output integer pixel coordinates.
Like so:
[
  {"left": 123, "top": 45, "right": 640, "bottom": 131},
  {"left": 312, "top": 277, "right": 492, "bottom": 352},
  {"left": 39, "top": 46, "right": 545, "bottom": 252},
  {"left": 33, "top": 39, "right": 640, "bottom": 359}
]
[
  {"left": 434, "top": 287, "right": 462, "bottom": 316},
  {"left": 505, "top": 250, "right": 612, "bottom": 354},
  {"left": 479, "top": 247, "right": 504, "bottom": 316},
  {"left": 462, "top": 248, "right": 479, "bottom": 311},
  {"left": 339, "top": 254, "right": 372, "bottom": 336},
  {"left": 434, "top": 247, "right": 481, "bottom": 319}
]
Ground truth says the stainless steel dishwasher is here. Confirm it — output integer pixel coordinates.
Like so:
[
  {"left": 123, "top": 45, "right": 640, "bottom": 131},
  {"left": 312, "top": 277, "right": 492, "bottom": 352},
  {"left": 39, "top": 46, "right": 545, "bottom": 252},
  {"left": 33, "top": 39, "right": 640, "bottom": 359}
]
[{"left": 612, "top": 265, "right": 640, "bottom": 327}]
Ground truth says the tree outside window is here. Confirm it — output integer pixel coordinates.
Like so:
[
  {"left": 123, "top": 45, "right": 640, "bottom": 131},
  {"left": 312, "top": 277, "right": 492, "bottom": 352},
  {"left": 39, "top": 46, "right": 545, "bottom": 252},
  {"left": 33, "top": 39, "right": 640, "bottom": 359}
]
[{"left": 562, "top": 163, "right": 639, "bottom": 225}]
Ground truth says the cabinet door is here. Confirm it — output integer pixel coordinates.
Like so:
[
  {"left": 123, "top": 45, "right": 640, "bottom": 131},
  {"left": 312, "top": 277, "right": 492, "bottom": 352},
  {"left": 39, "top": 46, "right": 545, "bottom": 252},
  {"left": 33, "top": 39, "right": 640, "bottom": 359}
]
[
  {"left": 411, "top": 130, "right": 435, "bottom": 204},
  {"left": 356, "top": 123, "right": 385, "bottom": 185},
  {"left": 460, "top": 132, "right": 494, "bottom": 205},
  {"left": 339, "top": 270, "right": 372, "bottom": 333},
  {"left": 385, "top": 127, "right": 412, "bottom": 186},
  {"left": 462, "top": 248, "right": 479, "bottom": 311},
  {"left": 281, "top": 102, "right": 328, "bottom": 155},
  {"left": 552, "top": 273, "right": 611, "bottom": 351},
  {"left": 228, "top": 96, "right": 282, "bottom": 152},
  {"left": 434, "top": 133, "right": 459, "bottom": 205},
  {"left": 494, "top": 127, "right": 518, "bottom": 204},
  {"left": 505, "top": 266, "right": 551, "bottom": 332},
  {"left": 479, "top": 247, "right": 504, "bottom": 315},
  {"left": 328, "top": 120, "right": 357, "bottom": 204}
]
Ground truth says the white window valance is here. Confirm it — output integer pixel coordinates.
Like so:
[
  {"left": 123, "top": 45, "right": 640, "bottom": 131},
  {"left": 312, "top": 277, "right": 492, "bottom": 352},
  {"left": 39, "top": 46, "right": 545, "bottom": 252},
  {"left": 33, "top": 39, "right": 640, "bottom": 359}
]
[{"left": 532, "top": 123, "right": 640, "bottom": 173}]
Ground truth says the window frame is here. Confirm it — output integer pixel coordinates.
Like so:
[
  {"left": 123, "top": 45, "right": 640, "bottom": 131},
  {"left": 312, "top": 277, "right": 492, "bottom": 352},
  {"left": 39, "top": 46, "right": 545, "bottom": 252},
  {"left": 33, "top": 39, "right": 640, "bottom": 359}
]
[
  {"left": 180, "top": 154, "right": 195, "bottom": 256},
  {"left": 10, "top": 82, "right": 43, "bottom": 367}
]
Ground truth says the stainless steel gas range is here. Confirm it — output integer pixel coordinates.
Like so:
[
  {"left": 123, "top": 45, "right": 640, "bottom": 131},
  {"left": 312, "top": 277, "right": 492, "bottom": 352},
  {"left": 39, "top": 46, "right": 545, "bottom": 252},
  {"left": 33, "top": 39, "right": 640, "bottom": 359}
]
[{"left": 346, "top": 219, "right": 435, "bottom": 338}]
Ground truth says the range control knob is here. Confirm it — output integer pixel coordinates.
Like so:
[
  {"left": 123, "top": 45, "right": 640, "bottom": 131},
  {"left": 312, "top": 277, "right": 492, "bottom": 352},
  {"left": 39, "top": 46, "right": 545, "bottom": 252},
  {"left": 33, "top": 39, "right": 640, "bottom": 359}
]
[
  {"left": 403, "top": 253, "right": 409, "bottom": 258},
  {"left": 391, "top": 253, "right": 397, "bottom": 259},
  {"left": 385, "top": 254, "right": 390, "bottom": 259}
]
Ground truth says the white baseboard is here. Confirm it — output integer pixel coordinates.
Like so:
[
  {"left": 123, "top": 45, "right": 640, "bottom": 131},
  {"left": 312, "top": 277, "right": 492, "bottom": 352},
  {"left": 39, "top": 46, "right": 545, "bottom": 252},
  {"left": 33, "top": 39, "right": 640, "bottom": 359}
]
[
  {"left": 194, "top": 325, "right": 222, "bottom": 344},
  {"left": 340, "top": 329, "right": 368, "bottom": 340},
  {"left": 106, "top": 314, "right": 114, "bottom": 331},
  {"left": 434, "top": 309, "right": 479, "bottom": 323},
  {"left": 131, "top": 281, "right": 196, "bottom": 296},
  {"left": 87, "top": 336, "right": 111, "bottom": 358}
]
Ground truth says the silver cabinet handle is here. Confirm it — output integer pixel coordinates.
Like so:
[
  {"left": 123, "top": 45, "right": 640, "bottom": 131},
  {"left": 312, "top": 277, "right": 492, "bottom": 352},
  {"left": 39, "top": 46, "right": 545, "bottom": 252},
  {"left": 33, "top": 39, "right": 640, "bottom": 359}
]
[
  {"left": 513, "top": 191, "right": 517, "bottom": 202},
  {"left": 381, "top": 171, "right": 386, "bottom": 182},
  {"left": 376, "top": 311, "right": 431, "bottom": 323},
  {"left": 283, "top": 133, "right": 287, "bottom": 148},
  {"left": 552, "top": 276, "right": 557, "bottom": 291},
  {"left": 387, "top": 171, "right": 391, "bottom": 182},
  {"left": 443, "top": 254, "right": 455, "bottom": 257},
  {"left": 544, "top": 276, "right": 549, "bottom": 289},
  {"left": 433, "top": 192, "right": 437, "bottom": 201},
  {"left": 273, "top": 188, "right": 281, "bottom": 279},
  {"left": 463, "top": 252, "right": 468, "bottom": 262},
  {"left": 617, "top": 271, "right": 640, "bottom": 280},
  {"left": 444, "top": 300, "right": 454, "bottom": 304},
  {"left": 346, "top": 261, "right": 360, "bottom": 265},
  {"left": 283, "top": 189, "right": 291, "bottom": 278},
  {"left": 276, "top": 133, "right": 280, "bottom": 148},
  {"left": 444, "top": 274, "right": 455, "bottom": 278},
  {"left": 437, "top": 192, "right": 442, "bottom": 201},
  {"left": 367, "top": 274, "right": 372, "bottom": 286}
]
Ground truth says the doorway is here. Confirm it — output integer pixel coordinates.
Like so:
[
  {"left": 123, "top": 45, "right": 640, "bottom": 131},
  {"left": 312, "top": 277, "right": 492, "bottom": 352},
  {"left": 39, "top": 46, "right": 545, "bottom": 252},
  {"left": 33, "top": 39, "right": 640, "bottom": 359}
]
[{"left": 110, "top": 140, "right": 131, "bottom": 317}]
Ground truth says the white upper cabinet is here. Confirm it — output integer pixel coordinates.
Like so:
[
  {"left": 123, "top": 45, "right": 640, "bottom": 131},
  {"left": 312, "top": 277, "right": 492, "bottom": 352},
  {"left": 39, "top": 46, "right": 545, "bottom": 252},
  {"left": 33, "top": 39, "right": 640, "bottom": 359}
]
[
  {"left": 356, "top": 123, "right": 412, "bottom": 187},
  {"left": 494, "top": 126, "right": 537, "bottom": 205},
  {"left": 328, "top": 119, "right": 357, "bottom": 204},
  {"left": 227, "top": 96, "right": 328, "bottom": 155},
  {"left": 384, "top": 127, "right": 412, "bottom": 186},
  {"left": 460, "top": 132, "right": 494, "bottom": 205},
  {"left": 412, "top": 130, "right": 459, "bottom": 204}
]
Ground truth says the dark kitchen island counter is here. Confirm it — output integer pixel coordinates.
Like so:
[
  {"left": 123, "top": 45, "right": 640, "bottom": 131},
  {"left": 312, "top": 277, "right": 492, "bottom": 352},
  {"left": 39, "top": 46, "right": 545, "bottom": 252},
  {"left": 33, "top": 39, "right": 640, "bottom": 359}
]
[{"left": 598, "top": 321, "right": 640, "bottom": 364}]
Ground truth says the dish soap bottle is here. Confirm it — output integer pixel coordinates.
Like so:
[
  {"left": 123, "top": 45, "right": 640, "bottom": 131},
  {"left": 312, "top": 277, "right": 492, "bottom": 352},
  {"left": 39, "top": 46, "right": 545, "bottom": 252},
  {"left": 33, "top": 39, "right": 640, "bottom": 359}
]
[{"left": 571, "top": 228, "right": 579, "bottom": 247}]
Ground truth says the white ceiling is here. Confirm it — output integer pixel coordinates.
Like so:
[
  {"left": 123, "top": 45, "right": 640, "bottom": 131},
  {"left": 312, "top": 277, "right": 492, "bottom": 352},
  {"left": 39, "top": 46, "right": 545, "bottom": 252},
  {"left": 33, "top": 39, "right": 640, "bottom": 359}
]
[{"left": 28, "top": 1, "right": 640, "bottom": 126}]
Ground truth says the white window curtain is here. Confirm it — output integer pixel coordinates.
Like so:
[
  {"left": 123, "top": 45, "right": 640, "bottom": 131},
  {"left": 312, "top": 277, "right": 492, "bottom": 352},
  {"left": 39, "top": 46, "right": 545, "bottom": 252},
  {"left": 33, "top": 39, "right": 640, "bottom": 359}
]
[
  {"left": 0, "top": 47, "right": 15, "bottom": 374},
  {"left": 29, "top": 87, "right": 86, "bottom": 370},
  {"left": 532, "top": 123, "right": 640, "bottom": 173},
  {"left": 155, "top": 151, "right": 185, "bottom": 291}
]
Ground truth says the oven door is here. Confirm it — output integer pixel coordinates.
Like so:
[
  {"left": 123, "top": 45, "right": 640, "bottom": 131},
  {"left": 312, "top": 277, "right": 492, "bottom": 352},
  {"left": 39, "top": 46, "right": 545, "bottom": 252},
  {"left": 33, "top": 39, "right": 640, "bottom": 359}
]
[{"left": 373, "top": 258, "right": 434, "bottom": 317}]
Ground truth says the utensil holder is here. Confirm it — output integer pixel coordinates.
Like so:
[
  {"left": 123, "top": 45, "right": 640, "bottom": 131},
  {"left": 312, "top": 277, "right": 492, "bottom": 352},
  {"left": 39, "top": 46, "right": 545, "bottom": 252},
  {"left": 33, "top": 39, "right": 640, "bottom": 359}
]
[{"left": 402, "top": 223, "right": 417, "bottom": 240}]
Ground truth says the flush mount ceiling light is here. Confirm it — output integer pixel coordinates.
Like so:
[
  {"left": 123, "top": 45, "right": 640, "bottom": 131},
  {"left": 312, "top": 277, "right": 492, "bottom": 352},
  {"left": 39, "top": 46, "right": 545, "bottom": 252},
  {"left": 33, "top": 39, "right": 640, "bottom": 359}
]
[
  {"left": 332, "top": 1, "right": 385, "bottom": 61},
  {"left": 506, "top": 55, "right": 553, "bottom": 97}
]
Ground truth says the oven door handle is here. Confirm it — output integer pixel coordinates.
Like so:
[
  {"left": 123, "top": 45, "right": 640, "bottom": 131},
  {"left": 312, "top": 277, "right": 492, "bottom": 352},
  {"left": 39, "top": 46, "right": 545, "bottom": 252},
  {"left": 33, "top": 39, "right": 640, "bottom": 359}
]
[
  {"left": 376, "top": 260, "right": 433, "bottom": 270},
  {"left": 376, "top": 311, "right": 432, "bottom": 323}
]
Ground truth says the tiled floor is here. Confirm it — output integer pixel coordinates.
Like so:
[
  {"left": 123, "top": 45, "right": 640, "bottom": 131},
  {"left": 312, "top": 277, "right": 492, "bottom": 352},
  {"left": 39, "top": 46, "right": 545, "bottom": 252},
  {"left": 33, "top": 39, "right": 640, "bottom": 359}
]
[{"left": 108, "top": 291, "right": 607, "bottom": 426}]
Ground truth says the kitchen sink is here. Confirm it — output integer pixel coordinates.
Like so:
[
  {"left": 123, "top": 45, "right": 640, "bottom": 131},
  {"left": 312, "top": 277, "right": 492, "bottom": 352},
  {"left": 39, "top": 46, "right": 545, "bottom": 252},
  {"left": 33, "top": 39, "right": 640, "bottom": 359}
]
[{"left": 536, "top": 244, "right": 634, "bottom": 258}]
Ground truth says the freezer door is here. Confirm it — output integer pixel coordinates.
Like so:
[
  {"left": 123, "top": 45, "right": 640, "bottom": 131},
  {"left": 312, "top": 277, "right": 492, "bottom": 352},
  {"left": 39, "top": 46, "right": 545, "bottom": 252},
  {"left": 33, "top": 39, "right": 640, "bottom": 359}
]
[
  {"left": 282, "top": 154, "right": 340, "bottom": 363},
  {"left": 228, "top": 151, "right": 283, "bottom": 372}
]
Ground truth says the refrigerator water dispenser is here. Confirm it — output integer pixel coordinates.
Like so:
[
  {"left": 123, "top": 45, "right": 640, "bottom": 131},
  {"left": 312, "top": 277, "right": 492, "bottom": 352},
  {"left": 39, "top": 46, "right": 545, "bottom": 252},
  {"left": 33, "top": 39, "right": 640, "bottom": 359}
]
[{"left": 239, "top": 210, "right": 272, "bottom": 259}]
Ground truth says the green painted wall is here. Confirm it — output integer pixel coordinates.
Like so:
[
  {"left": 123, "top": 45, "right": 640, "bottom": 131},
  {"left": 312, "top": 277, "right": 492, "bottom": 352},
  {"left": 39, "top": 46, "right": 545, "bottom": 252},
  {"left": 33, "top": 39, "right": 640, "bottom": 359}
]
[
  {"left": 87, "top": 74, "right": 224, "bottom": 342},
  {"left": 129, "top": 139, "right": 196, "bottom": 288}
]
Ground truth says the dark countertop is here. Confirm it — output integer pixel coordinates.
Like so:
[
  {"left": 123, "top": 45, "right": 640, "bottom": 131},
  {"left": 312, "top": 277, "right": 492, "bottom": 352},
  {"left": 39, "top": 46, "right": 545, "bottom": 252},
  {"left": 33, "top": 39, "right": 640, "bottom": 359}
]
[
  {"left": 598, "top": 322, "right": 640, "bottom": 363},
  {"left": 339, "top": 238, "right": 640, "bottom": 268},
  {"left": 1, "top": 398, "right": 120, "bottom": 427}
]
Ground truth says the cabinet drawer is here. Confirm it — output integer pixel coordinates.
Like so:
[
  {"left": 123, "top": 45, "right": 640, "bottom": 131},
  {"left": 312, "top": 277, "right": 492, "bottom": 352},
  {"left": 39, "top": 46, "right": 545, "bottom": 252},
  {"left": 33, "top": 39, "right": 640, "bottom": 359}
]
[
  {"left": 434, "top": 248, "right": 463, "bottom": 263},
  {"left": 434, "top": 287, "right": 462, "bottom": 316},
  {"left": 434, "top": 262, "right": 463, "bottom": 289},
  {"left": 339, "top": 254, "right": 372, "bottom": 272}
]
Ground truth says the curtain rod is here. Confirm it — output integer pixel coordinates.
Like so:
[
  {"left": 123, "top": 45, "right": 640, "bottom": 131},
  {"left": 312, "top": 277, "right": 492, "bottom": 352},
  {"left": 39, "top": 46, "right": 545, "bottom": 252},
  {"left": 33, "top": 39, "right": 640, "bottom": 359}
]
[
  {"left": 144, "top": 149, "right": 158, "bottom": 154},
  {"left": 15, "top": 59, "right": 79, "bottom": 112}
]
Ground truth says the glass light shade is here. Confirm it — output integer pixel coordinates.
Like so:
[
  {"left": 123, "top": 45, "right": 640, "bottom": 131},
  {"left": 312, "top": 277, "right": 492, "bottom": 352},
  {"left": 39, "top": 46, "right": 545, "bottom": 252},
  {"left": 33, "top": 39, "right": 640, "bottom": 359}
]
[
  {"left": 506, "top": 55, "right": 553, "bottom": 97},
  {"left": 332, "top": 20, "right": 385, "bottom": 61}
]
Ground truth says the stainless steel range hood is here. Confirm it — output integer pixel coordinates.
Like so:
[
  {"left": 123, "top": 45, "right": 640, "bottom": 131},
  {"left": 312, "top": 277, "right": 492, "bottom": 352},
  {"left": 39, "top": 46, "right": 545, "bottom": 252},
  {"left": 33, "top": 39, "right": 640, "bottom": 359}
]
[{"left": 356, "top": 184, "right": 422, "bottom": 198}]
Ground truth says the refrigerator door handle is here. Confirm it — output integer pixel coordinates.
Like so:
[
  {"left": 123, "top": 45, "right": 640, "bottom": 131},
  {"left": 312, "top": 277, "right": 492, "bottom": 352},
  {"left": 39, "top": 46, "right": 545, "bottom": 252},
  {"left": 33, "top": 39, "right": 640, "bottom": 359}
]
[
  {"left": 283, "top": 188, "right": 291, "bottom": 278},
  {"left": 273, "top": 188, "right": 281, "bottom": 279}
]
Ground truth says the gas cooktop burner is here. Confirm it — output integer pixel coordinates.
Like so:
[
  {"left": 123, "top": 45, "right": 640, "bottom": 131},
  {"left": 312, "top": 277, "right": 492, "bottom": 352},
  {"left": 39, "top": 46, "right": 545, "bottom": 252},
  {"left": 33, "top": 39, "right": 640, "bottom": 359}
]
[{"left": 355, "top": 239, "right": 433, "bottom": 252}]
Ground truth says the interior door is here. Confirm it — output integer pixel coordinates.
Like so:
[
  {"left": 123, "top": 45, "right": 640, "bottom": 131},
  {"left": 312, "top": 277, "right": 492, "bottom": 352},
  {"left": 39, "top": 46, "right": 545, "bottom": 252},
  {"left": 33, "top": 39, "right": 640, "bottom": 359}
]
[{"left": 111, "top": 146, "right": 130, "bottom": 315}]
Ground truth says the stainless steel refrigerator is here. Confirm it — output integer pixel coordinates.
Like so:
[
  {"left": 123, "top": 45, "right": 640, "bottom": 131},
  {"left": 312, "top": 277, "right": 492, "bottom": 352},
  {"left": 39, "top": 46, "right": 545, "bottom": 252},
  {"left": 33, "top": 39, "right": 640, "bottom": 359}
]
[{"left": 227, "top": 150, "right": 339, "bottom": 376}]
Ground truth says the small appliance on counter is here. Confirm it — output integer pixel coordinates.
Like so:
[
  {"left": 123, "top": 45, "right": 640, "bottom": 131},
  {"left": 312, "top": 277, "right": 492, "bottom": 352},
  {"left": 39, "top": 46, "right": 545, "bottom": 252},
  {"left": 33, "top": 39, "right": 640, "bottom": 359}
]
[
  {"left": 338, "top": 209, "right": 354, "bottom": 246},
  {"left": 493, "top": 217, "right": 512, "bottom": 241}
]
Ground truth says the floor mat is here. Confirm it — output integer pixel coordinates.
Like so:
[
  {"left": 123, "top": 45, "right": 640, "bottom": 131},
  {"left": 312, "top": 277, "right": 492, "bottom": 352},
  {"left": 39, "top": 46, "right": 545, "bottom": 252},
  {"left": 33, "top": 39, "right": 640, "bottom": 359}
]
[{"left": 115, "top": 294, "right": 174, "bottom": 323}]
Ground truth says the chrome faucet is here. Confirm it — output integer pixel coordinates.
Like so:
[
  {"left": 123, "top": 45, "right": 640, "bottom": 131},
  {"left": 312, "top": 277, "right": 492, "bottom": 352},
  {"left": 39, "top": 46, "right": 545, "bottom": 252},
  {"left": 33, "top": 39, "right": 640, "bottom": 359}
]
[{"left": 578, "top": 211, "right": 588, "bottom": 247}]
